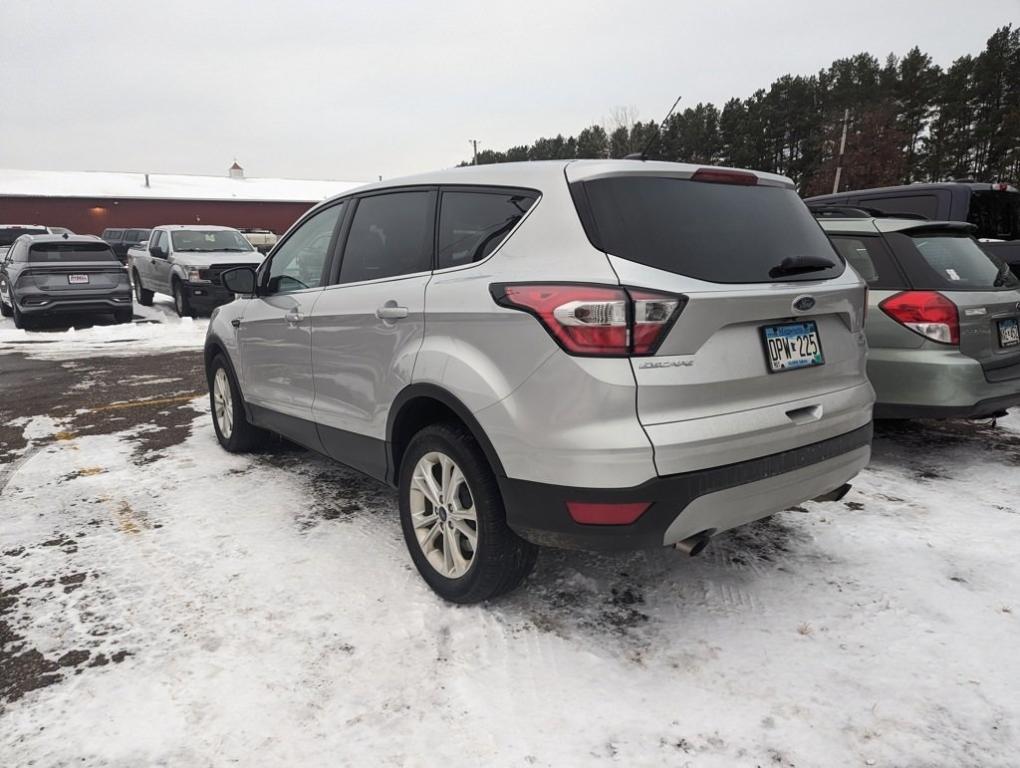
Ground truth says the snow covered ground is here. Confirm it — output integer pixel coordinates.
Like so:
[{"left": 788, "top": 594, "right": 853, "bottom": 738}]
[
  {"left": 0, "top": 295, "right": 208, "bottom": 360},
  {"left": 2, "top": 312, "right": 1019, "bottom": 766}
]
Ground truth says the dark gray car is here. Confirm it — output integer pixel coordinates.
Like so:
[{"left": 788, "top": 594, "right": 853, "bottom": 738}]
[
  {"left": 0, "top": 234, "right": 133, "bottom": 329},
  {"left": 816, "top": 210, "right": 1020, "bottom": 418}
]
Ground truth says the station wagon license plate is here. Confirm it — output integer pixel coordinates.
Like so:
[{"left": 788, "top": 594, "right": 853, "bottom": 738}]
[
  {"left": 762, "top": 321, "right": 825, "bottom": 372},
  {"left": 998, "top": 318, "right": 1020, "bottom": 348},
  {"left": 67, "top": 274, "right": 89, "bottom": 284}
]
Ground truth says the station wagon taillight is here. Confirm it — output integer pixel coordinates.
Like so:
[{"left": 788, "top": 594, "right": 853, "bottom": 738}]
[
  {"left": 879, "top": 291, "right": 959, "bottom": 345},
  {"left": 490, "top": 283, "right": 685, "bottom": 357}
]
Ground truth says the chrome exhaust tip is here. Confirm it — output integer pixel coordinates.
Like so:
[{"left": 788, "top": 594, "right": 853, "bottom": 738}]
[{"left": 674, "top": 531, "right": 712, "bottom": 557}]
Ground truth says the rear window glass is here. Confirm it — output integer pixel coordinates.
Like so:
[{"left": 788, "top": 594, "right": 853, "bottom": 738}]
[
  {"left": 969, "top": 191, "right": 1020, "bottom": 241},
  {"left": 858, "top": 194, "right": 939, "bottom": 220},
  {"left": 577, "top": 177, "right": 843, "bottom": 283},
  {"left": 910, "top": 234, "right": 1018, "bottom": 290},
  {"left": 27, "top": 243, "right": 119, "bottom": 262},
  {"left": 437, "top": 190, "right": 537, "bottom": 269},
  {"left": 0, "top": 227, "right": 47, "bottom": 246}
]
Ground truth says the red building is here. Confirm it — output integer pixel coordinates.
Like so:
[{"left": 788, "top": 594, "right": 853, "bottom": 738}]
[{"left": 0, "top": 164, "right": 362, "bottom": 236}]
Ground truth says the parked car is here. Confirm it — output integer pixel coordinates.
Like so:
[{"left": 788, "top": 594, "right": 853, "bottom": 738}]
[
  {"left": 47, "top": 226, "right": 75, "bottom": 236},
  {"left": 203, "top": 160, "right": 874, "bottom": 603},
  {"left": 0, "top": 234, "right": 133, "bottom": 328},
  {"left": 0, "top": 225, "right": 49, "bottom": 260},
  {"left": 128, "top": 225, "right": 264, "bottom": 317},
  {"left": 101, "top": 227, "right": 152, "bottom": 263},
  {"left": 806, "top": 181, "right": 1020, "bottom": 279},
  {"left": 813, "top": 206, "right": 1020, "bottom": 419},
  {"left": 238, "top": 228, "right": 278, "bottom": 254}
]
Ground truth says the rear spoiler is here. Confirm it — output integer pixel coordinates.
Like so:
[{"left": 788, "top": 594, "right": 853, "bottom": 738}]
[{"left": 895, "top": 221, "right": 978, "bottom": 236}]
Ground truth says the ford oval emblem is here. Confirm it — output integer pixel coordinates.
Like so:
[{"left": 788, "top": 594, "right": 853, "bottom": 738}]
[{"left": 793, "top": 296, "right": 816, "bottom": 312}]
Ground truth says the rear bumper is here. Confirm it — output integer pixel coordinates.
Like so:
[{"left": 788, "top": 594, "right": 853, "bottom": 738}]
[
  {"left": 500, "top": 422, "right": 873, "bottom": 550},
  {"left": 18, "top": 292, "right": 133, "bottom": 315},
  {"left": 869, "top": 348, "right": 1020, "bottom": 419}
]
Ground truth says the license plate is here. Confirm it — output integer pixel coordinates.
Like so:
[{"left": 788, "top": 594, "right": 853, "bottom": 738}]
[
  {"left": 762, "top": 321, "right": 825, "bottom": 372},
  {"left": 67, "top": 274, "right": 89, "bottom": 284},
  {"left": 998, "top": 318, "right": 1020, "bottom": 348}
]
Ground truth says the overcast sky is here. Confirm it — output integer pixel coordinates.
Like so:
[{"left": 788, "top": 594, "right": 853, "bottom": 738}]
[{"left": 1, "top": 0, "right": 1016, "bottom": 182}]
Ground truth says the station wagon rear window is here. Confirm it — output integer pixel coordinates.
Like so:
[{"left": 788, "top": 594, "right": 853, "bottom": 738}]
[
  {"left": 575, "top": 176, "right": 843, "bottom": 283},
  {"left": 27, "top": 243, "right": 119, "bottom": 262},
  {"left": 909, "top": 233, "right": 1018, "bottom": 290}
]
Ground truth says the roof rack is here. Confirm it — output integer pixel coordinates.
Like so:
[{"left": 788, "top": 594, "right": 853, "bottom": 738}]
[{"left": 807, "top": 204, "right": 929, "bottom": 221}]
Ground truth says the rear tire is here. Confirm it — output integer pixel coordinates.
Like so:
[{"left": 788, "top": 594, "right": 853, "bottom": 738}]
[
  {"left": 399, "top": 421, "right": 538, "bottom": 603},
  {"left": 133, "top": 271, "right": 153, "bottom": 306},
  {"left": 11, "top": 299, "right": 31, "bottom": 330},
  {"left": 208, "top": 354, "right": 268, "bottom": 452},
  {"left": 0, "top": 287, "right": 11, "bottom": 317},
  {"left": 173, "top": 280, "right": 194, "bottom": 318},
  {"left": 114, "top": 308, "right": 133, "bottom": 324}
]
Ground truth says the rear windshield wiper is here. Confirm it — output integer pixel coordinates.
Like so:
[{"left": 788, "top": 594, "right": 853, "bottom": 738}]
[{"left": 769, "top": 255, "right": 837, "bottom": 278}]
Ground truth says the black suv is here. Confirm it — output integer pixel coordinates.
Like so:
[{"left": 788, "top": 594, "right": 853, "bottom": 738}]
[{"left": 101, "top": 228, "right": 152, "bottom": 263}]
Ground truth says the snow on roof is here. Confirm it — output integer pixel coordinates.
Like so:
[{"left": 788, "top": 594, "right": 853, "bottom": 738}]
[{"left": 0, "top": 168, "right": 365, "bottom": 203}]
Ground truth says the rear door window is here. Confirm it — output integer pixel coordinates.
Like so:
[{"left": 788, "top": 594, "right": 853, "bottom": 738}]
[
  {"left": 126, "top": 229, "right": 149, "bottom": 243},
  {"left": 437, "top": 189, "right": 537, "bottom": 269},
  {"left": 828, "top": 235, "right": 905, "bottom": 289},
  {"left": 104, "top": 229, "right": 125, "bottom": 240},
  {"left": 339, "top": 190, "right": 435, "bottom": 284},
  {"left": 575, "top": 176, "right": 843, "bottom": 283},
  {"left": 28, "top": 243, "right": 119, "bottom": 262}
]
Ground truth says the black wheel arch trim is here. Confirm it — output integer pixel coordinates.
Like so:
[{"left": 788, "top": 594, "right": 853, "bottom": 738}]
[
  {"left": 204, "top": 334, "right": 253, "bottom": 422},
  {"left": 386, "top": 383, "right": 507, "bottom": 486}
]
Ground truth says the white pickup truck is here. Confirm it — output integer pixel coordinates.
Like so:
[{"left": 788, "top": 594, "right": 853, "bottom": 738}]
[{"left": 128, "top": 225, "right": 264, "bottom": 317}]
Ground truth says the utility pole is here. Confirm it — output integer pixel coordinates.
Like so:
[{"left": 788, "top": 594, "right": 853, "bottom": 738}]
[
  {"left": 832, "top": 108, "right": 850, "bottom": 194},
  {"left": 469, "top": 139, "right": 479, "bottom": 165}
]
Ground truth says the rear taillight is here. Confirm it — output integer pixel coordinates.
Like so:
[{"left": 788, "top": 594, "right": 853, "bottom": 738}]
[
  {"left": 879, "top": 291, "right": 959, "bottom": 345},
  {"left": 490, "top": 283, "right": 685, "bottom": 357},
  {"left": 690, "top": 168, "right": 758, "bottom": 186}
]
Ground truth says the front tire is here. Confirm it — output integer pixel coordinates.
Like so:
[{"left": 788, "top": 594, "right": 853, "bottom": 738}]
[
  {"left": 133, "top": 271, "right": 153, "bottom": 306},
  {"left": 399, "top": 422, "right": 537, "bottom": 603},
  {"left": 208, "top": 354, "right": 268, "bottom": 452},
  {"left": 173, "top": 280, "right": 193, "bottom": 318}
]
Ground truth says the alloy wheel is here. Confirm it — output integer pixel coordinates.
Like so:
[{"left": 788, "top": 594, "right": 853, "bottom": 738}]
[
  {"left": 213, "top": 368, "right": 233, "bottom": 439},
  {"left": 409, "top": 451, "right": 478, "bottom": 579}
]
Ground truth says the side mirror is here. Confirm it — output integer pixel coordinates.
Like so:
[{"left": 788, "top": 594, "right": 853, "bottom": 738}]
[
  {"left": 149, "top": 245, "right": 165, "bottom": 259},
  {"left": 221, "top": 266, "right": 257, "bottom": 295}
]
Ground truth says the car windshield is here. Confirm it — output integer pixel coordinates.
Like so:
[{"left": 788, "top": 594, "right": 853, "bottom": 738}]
[
  {"left": 969, "top": 190, "right": 1020, "bottom": 241},
  {"left": 170, "top": 229, "right": 253, "bottom": 252},
  {"left": 910, "top": 233, "right": 1019, "bottom": 289},
  {"left": 0, "top": 227, "right": 47, "bottom": 246},
  {"left": 27, "top": 243, "right": 119, "bottom": 262},
  {"left": 576, "top": 176, "right": 843, "bottom": 283}
]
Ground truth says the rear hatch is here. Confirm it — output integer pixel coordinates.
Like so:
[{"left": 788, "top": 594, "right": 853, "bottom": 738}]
[
  {"left": 567, "top": 165, "right": 872, "bottom": 474},
  {"left": 884, "top": 225, "right": 1020, "bottom": 380},
  {"left": 18, "top": 242, "right": 127, "bottom": 293}
]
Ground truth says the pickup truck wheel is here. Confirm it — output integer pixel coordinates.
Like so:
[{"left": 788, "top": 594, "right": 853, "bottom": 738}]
[
  {"left": 399, "top": 422, "right": 538, "bottom": 603},
  {"left": 208, "top": 354, "right": 268, "bottom": 452},
  {"left": 173, "top": 281, "right": 194, "bottom": 318},
  {"left": 132, "top": 271, "right": 153, "bottom": 306}
]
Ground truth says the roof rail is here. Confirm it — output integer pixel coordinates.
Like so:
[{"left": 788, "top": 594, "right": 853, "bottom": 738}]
[{"left": 807, "top": 204, "right": 930, "bottom": 221}]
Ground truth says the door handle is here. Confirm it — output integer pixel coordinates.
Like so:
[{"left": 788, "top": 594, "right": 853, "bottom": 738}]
[
  {"left": 284, "top": 310, "right": 304, "bottom": 326},
  {"left": 376, "top": 305, "right": 409, "bottom": 320}
]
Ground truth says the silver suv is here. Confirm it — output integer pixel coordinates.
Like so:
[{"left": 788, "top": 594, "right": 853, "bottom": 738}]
[
  {"left": 814, "top": 208, "right": 1020, "bottom": 418},
  {"left": 204, "top": 161, "right": 874, "bottom": 603}
]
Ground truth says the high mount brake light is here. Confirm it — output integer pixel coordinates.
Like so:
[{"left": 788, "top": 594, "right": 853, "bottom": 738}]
[
  {"left": 690, "top": 168, "right": 758, "bottom": 186},
  {"left": 490, "top": 283, "right": 685, "bottom": 357},
  {"left": 879, "top": 291, "right": 959, "bottom": 345}
]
